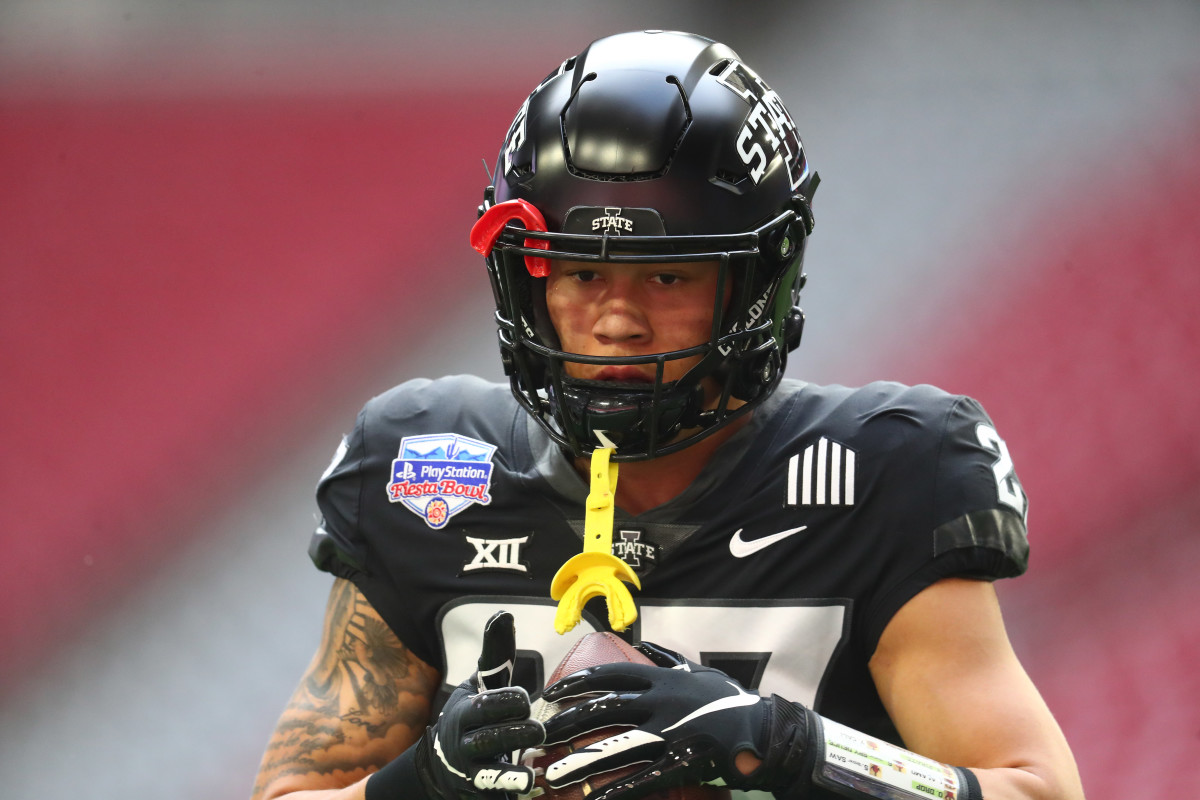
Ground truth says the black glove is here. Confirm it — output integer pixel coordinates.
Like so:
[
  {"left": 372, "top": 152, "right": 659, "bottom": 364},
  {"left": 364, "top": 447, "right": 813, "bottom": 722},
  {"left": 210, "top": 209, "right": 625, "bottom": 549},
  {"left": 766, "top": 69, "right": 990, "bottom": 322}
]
[
  {"left": 540, "top": 642, "right": 816, "bottom": 800},
  {"left": 367, "top": 611, "right": 545, "bottom": 800}
]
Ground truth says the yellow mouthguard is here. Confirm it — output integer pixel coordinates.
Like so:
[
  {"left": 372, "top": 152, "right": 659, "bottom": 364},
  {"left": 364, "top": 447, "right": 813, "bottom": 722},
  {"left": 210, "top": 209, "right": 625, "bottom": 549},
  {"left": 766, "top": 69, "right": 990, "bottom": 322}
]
[{"left": 549, "top": 447, "right": 641, "bottom": 634}]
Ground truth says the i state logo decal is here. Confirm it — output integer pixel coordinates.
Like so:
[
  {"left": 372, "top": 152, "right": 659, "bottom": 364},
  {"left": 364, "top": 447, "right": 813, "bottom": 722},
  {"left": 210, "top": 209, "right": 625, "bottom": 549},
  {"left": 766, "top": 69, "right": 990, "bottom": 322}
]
[{"left": 386, "top": 433, "right": 496, "bottom": 529}]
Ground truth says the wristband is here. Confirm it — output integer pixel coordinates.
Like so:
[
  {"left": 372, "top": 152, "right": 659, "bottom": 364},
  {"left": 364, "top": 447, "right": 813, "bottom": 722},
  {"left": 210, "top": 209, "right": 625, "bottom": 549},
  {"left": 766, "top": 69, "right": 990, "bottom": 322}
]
[
  {"left": 364, "top": 741, "right": 431, "bottom": 800},
  {"left": 810, "top": 716, "right": 981, "bottom": 800}
]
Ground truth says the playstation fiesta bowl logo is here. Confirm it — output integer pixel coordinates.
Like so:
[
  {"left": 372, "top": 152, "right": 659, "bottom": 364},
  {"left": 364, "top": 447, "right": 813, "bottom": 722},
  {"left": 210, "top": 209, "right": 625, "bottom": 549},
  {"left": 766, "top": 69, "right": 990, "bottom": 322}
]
[{"left": 387, "top": 433, "right": 496, "bottom": 529}]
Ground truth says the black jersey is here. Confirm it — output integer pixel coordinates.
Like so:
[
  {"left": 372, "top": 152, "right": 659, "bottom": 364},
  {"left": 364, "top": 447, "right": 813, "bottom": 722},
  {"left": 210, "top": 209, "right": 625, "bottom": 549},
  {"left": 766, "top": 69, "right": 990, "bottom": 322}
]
[{"left": 310, "top": 376, "right": 1028, "bottom": 751}]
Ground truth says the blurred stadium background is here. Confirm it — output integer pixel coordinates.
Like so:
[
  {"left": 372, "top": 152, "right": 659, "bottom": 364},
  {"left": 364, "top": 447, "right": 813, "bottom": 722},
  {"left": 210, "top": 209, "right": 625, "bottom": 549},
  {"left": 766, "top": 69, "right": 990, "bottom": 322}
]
[{"left": 2, "top": 1, "right": 1197, "bottom": 797}]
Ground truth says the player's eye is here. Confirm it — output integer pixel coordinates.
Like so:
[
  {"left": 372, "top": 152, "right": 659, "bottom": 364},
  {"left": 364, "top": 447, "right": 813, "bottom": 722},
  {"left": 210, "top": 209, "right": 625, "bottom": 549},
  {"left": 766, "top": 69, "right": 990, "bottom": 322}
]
[
  {"left": 651, "top": 273, "right": 681, "bottom": 285},
  {"left": 571, "top": 270, "right": 600, "bottom": 282}
]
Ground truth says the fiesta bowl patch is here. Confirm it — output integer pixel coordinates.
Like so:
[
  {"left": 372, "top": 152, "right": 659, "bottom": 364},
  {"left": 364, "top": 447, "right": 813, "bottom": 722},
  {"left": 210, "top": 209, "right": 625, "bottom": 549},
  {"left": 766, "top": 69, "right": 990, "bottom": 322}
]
[{"left": 387, "top": 433, "right": 496, "bottom": 529}]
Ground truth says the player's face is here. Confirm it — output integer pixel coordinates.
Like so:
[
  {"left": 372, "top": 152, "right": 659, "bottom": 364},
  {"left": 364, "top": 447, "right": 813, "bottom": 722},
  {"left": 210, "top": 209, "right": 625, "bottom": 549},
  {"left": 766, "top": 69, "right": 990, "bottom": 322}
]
[{"left": 545, "top": 259, "right": 726, "bottom": 386}]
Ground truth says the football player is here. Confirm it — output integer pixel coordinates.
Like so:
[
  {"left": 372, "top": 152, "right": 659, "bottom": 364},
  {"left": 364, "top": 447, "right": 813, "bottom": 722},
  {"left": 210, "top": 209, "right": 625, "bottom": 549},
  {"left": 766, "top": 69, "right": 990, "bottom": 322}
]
[{"left": 251, "top": 30, "right": 1084, "bottom": 800}]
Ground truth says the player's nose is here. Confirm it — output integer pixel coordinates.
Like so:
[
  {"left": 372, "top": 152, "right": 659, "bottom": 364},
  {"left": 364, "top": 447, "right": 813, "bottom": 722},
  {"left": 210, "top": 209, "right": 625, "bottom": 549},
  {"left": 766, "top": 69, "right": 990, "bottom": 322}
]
[{"left": 592, "top": 287, "right": 650, "bottom": 344}]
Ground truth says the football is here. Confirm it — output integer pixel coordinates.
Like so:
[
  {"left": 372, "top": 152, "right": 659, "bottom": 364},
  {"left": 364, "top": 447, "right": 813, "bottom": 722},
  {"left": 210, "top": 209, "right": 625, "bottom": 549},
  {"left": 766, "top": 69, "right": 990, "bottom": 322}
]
[{"left": 521, "top": 632, "right": 730, "bottom": 800}]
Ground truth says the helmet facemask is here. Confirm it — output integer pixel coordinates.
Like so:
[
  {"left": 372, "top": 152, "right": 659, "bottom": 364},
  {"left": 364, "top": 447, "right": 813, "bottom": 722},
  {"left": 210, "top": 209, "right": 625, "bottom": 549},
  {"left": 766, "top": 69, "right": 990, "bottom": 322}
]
[{"left": 479, "top": 197, "right": 811, "bottom": 461}]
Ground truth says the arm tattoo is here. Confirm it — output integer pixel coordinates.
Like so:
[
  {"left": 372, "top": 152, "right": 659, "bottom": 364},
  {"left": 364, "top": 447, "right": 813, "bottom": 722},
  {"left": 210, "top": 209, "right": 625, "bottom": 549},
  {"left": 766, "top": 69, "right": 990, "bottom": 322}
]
[{"left": 251, "top": 579, "right": 441, "bottom": 798}]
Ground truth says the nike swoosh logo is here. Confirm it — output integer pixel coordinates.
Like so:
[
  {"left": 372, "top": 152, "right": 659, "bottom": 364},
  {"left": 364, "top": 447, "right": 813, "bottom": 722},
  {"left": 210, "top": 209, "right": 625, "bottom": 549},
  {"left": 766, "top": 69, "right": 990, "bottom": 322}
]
[
  {"left": 662, "top": 681, "right": 761, "bottom": 732},
  {"left": 728, "top": 526, "right": 807, "bottom": 558}
]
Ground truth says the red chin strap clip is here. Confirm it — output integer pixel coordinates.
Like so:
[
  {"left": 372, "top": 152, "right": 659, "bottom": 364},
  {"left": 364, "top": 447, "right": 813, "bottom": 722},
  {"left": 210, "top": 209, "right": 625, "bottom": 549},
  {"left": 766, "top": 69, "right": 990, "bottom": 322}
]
[{"left": 470, "top": 199, "right": 551, "bottom": 278}]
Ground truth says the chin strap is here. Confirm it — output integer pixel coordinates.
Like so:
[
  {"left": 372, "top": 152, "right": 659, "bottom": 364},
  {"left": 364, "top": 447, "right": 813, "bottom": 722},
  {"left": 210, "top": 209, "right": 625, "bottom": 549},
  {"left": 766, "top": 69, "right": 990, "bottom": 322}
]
[{"left": 549, "top": 447, "right": 641, "bottom": 634}]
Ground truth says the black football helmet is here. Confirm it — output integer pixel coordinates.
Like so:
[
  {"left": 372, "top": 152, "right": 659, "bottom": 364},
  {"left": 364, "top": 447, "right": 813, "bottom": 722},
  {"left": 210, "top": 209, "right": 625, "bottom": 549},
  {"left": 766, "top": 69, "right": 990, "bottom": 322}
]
[{"left": 471, "top": 30, "right": 819, "bottom": 461}]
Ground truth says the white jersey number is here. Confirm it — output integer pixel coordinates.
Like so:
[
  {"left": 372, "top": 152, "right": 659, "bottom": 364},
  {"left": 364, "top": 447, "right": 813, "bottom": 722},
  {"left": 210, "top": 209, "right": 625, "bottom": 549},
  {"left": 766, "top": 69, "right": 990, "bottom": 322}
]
[
  {"left": 438, "top": 598, "right": 849, "bottom": 706},
  {"left": 974, "top": 423, "right": 1026, "bottom": 518}
]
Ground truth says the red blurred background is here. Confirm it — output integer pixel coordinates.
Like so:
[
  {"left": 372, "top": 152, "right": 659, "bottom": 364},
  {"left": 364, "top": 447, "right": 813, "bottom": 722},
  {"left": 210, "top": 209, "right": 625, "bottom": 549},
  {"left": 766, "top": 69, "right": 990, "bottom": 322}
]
[{"left": 1, "top": 2, "right": 1197, "bottom": 798}]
